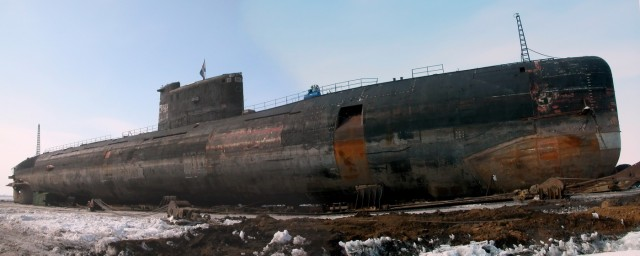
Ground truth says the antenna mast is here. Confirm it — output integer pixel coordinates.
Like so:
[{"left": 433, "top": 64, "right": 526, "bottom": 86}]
[
  {"left": 514, "top": 13, "right": 530, "bottom": 62},
  {"left": 36, "top": 124, "right": 41, "bottom": 155}
]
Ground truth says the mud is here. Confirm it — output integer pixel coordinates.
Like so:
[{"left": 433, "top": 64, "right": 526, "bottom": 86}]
[{"left": 109, "top": 191, "right": 640, "bottom": 255}]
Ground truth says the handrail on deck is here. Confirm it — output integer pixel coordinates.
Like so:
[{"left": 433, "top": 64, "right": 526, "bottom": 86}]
[
  {"left": 122, "top": 125, "right": 158, "bottom": 137},
  {"left": 412, "top": 64, "right": 444, "bottom": 78},
  {"left": 245, "top": 77, "right": 379, "bottom": 112},
  {"left": 44, "top": 135, "right": 113, "bottom": 153},
  {"left": 43, "top": 124, "right": 159, "bottom": 154}
]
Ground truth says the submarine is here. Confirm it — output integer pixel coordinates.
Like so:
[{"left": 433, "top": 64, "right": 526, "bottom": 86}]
[{"left": 9, "top": 56, "right": 621, "bottom": 207}]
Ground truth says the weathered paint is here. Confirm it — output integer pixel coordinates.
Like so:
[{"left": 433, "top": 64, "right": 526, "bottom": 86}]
[
  {"left": 333, "top": 110, "right": 370, "bottom": 182},
  {"left": 206, "top": 126, "right": 284, "bottom": 153}
]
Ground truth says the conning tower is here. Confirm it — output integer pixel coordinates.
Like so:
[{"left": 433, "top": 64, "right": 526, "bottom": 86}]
[{"left": 157, "top": 72, "right": 244, "bottom": 130}]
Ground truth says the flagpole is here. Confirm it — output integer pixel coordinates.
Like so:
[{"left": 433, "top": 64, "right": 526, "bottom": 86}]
[{"left": 199, "top": 59, "right": 206, "bottom": 80}]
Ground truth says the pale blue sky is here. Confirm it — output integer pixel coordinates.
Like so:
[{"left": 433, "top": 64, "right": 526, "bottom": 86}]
[{"left": 1, "top": 0, "right": 639, "bottom": 195}]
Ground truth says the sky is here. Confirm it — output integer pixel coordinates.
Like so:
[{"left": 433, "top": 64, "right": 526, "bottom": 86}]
[{"left": 0, "top": 0, "right": 638, "bottom": 196}]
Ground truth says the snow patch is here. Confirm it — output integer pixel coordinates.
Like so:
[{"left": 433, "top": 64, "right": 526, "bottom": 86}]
[
  {"left": 423, "top": 241, "right": 499, "bottom": 256},
  {"left": 291, "top": 248, "right": 307, "bottom": 256},
  {"left": 0, "top": 206, "right": 208, "bottom": 254},
  {"left": 339, "top": 236, "right": 394, "bottom": 255},
  {"left": 270, "top": 230, "right": 292, "bottom": 244},
  {"left": 293, "top": 235, "right": 306, "bottom": 245},
  {"left": 261, "top": 230, "right": 308, "bottom": 256},
  {"left": 222, "top": 218, "right": 243, "bottom": 225},
  {"left": 339, "top": 232, "right": 640, "bottom": 256}
]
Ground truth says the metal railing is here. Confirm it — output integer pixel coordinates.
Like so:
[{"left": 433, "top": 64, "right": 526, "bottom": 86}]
[
  {"left": 411, "top": 64, "right": 444, "bottom": 78},
  {"left": 245, "top": 78, "right": 379, "bottom": 112},
  {"left": 122, "top": 125, "right": 158, "bottom": 137},
  {"left": 43, "top": 125, "right": 159, "bottom": 153},
  {"left": 44, "top": 135, "right": 112, "bottom": 153}
]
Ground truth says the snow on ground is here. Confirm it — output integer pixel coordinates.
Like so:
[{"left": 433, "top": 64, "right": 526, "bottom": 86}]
[
  {"left": 404, "top": 201, "right": 524, "bottom": 215},
  {"left": 338, "top": 232, "right": 640, "bottom": 256},
  {"left": 252, "top": 228, "right": 640, "bottom": 256},
  {"left": 261, "top": 230, "right": 307, "bottom": 256},
  {"left": 0, "top": 203, "right": 208, "bottom": 254},
  {"left": 2, "top": 190, "right": 640, "bottom": 255},
  {"left": 0, "top": 195, "right": 12, "bottom": 202}
]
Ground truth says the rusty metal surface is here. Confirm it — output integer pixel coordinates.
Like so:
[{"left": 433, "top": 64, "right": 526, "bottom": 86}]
[
  {"left": 333, "top": 107, "right": 370, "bottom": 182},
  {"left": 11, "top": 56, "right": 621, "bottom": 206}
]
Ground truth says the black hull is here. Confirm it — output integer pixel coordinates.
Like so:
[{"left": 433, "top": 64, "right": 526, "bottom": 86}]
[{"left": 12, "top": 56, "right": 620, "bottom": 206}]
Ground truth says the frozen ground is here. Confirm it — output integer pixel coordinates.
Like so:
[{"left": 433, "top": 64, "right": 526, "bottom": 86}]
[
  {"left": 0, "top": 202, "right": 209, "bottom": 255},
  {"left": 339, "top": 233, "right": 640, "bottom": 256},
  {"left": 1, "top": 193, "right": 640, "bottom": 255}
]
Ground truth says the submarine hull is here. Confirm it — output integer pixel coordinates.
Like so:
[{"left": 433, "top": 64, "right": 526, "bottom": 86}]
[{"left": 11, "top": 56, "right": 620, "bottom": 206}]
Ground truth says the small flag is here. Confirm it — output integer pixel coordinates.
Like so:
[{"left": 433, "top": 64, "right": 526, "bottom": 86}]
[{"left": 199, "top": 59, "right": 206, "bottom": 80}]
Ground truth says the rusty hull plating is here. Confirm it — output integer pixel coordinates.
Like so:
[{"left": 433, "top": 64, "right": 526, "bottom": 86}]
[{"left": 11, "top": 56, "right": 620, "bottom": 206}]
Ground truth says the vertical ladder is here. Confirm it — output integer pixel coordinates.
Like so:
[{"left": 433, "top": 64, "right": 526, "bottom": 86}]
[
  {"left": 36, "top": 124, "right": 40, "bottom": 155},
  {"left": 515, "top": 13, "right": 530, "bottom": 62}
]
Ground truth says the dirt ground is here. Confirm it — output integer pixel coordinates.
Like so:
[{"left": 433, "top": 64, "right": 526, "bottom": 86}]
[{"left": 109, "top": 191, "right": 640, "bottom": 256}]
